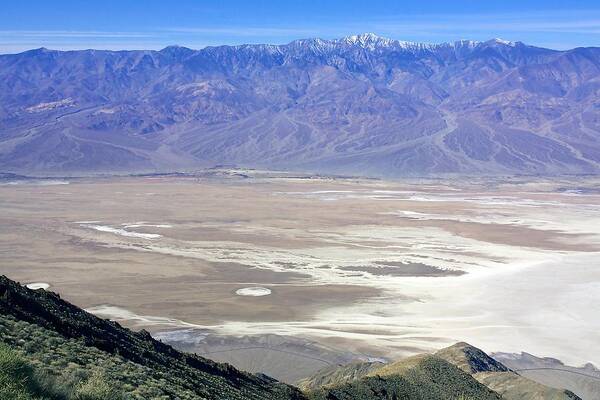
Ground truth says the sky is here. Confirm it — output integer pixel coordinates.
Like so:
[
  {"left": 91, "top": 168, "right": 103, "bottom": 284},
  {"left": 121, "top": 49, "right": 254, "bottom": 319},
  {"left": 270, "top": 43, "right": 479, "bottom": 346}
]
[{"left": 1, "top": 0, "right": 600, "bottom": 54}]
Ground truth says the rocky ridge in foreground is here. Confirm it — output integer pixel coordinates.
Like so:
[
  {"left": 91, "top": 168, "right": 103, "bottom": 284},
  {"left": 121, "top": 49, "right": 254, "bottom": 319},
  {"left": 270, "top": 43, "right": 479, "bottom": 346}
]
[{"left": 0, "top": 275, "right": 583, "bottom": 399}]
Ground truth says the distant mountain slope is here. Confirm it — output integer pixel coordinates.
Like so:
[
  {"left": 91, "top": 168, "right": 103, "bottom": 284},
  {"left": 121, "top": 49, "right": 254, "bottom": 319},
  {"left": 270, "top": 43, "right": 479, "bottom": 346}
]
[
  {"left": 0, "top": 276, "right": 305, "bottom": 400},
  {"left": 1, "top": 34, "right": 599, "bottom": 176},
  {"left": 494, "top": 351, "right": 600, "bottom": 400}
]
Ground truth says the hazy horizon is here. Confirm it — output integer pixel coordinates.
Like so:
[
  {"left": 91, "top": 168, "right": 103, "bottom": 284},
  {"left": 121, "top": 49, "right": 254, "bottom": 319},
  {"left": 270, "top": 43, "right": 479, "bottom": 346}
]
[
  {"left": 2, "top": 0, "right": 600, "bottom": 54},
  {"left": 4, "top": 32, "right": 600, "bottom": 56}
]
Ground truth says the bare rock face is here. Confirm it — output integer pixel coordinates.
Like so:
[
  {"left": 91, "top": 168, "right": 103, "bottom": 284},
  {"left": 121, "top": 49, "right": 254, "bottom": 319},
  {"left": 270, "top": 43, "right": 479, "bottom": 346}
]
[
  {"left": 1, "top": 34, "right": 600, "bottom": 176},
  {"left": 435, "top": 342, "right": 510, "bottom": 374}
]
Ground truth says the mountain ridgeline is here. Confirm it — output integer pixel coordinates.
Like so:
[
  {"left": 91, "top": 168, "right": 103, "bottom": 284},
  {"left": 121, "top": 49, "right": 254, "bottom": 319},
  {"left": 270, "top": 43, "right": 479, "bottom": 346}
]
[
  {"left": 1, "top": 34, "right": 600, "bottom": 176},
  {"left": 0, "top": 275, "right": 584, "bottom": 399}
]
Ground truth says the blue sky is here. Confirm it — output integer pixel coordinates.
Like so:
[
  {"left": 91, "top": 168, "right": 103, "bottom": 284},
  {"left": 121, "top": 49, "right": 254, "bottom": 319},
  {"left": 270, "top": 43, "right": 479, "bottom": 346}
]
[{"left": 1, "top": 0, "right": 600, "bottom": 53}]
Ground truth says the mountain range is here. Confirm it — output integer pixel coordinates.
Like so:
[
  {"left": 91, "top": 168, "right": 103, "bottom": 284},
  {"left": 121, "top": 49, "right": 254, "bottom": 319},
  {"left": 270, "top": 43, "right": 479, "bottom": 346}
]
[{"left": 1, "top": 33, "right": 600, "bottom": 176}]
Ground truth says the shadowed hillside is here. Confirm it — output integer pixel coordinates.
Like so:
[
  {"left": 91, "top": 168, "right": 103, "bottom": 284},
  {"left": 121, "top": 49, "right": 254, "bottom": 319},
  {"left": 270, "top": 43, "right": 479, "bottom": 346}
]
[{"left": 0, "top": 275, "right": 305, "bottom": 400}]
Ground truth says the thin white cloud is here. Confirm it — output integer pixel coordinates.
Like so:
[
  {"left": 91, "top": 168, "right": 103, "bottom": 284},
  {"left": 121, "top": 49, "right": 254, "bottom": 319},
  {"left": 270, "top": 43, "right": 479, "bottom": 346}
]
[
  {"left": 164, "top": 27, "right": 316, "bottom": 37},
  {"left": 373, "top": 20, "right": 600, "bottom": 35},
  {"left": 367, "top": 9, "right": 600, "bottom": 35},
  {"left": 0, "top": 30, "right": 152, "bottom": 38}
]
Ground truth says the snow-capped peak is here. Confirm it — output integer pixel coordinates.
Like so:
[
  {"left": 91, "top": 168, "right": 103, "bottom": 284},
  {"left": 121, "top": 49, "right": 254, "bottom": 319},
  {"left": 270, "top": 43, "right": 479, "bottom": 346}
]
[
  {"left": 449, "top": 39, "right": 480, "bottom": 48},
  {"left": 490, "top": 38, "right": 517, "bottom": 47},
  {"left": 344, "top": 33, "right": 383, "bottom": 42},
  {"left": 283, "top": 34, "right": 528, "bottom": 56},
  {"left": 335, "top": 33, "right": 439, "bottom": 52},
  {"left": 339, "top": 33, "right": 396, "bottom": 49}
]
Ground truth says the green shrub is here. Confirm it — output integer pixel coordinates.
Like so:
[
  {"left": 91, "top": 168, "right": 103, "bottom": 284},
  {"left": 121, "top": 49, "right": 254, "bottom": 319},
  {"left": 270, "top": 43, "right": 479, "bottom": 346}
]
[
  {"left": 0, "top": 343, "right": 126, "bottom": 400},
  {"left": 73, "top": 372, "right": 125, "bottom": 400},
  {"left": 0, "top": 343, "right": 51, "bottom": 399}
]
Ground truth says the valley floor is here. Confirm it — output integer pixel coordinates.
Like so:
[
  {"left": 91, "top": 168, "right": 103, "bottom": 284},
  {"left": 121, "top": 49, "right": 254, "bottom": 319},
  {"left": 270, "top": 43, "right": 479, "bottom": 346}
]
[{"left": 1, "top": 172, "right": 599, "bottom": 383}]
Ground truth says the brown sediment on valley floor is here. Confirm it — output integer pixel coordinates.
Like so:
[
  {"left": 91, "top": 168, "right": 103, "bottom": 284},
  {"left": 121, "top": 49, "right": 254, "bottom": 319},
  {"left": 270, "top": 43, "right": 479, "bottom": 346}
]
[
  {"left": 307, "top": 326, "right": 410, "bottom": 336},
  {"left": 2, "top": 175, "right": 600, "bottom": 367},
  {"left": 154, "top": 225, "right": 332, "bottom": 250},
  {"left": 88, "top": 283, "right": 381, "bottom": 325},
  {"left": 4, "top": 252, "right": 369, "bottom": 324},
  {"left": 406, "top": 219, "right": 600, "bottom": 252},
  {"left": 340, "top": 262, "right": 465, "bottom": 277}
]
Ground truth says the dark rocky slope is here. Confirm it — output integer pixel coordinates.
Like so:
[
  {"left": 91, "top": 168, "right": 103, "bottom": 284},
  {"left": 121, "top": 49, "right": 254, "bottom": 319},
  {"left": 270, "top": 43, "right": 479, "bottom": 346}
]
[{"left": 0, "top": 275, "right": 305, "bottom": 400}]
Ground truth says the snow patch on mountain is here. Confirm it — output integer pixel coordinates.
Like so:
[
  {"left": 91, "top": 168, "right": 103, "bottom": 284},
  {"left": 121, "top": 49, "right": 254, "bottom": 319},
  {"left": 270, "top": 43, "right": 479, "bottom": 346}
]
[{"left": 26, "top": 98, "right": 74, "bottom": 113}]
